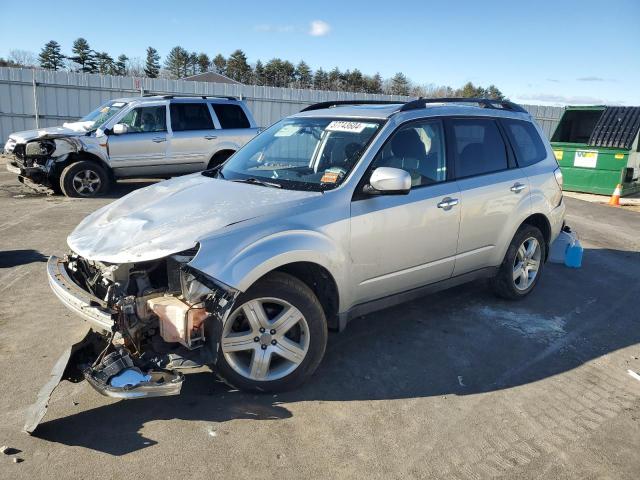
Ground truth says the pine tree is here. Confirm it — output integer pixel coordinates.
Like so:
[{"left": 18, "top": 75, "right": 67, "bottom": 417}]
[
  {"left": 313, "top": 68, "right": 328, "bottom": 90},
  {"left": 38, "top": 41, "right": 64, "bottom": 70},
  {"left": 389, "top": 72, "right": 410, "bottom": 96},
  {"left": 366, "top": 73, "right": 383, "bottom": 94},
  {"left": 253, "top": 60, "right": 265, "bottom": 85},
  {"left": 95, "top": 52, "right": 114, "bottom": 74},
  {"left": 188, "top": 52, "right": 198, "bottom": 76},
  {"left": 197, "top": 53, "right": 210, "bottom": 74},
  {"left": 484, "top": 84, "right": 505, "bottom": 100},
  {"left": 212, "top": 54, "right": 226, "bottom": 74},
  {"left": 226, "top": 49, "right": 251, "bottom": 83},
  {"left": 113, "top": 54, "right": 128, "bottom": 76},
  {"left": 328, "top": 67, "right": 343, "bottom": 91},
  {"left": 144, "top": 47, "right": 160, "bottom": 78},
  {"left": 164, "top": 46, "right": 189, "bottom": 78},
  {"left": 69, "top": 38, "right": 96, "bottom": 73},
  {"left": 294, "top": 61, "right": 313, "bottom": 89}
]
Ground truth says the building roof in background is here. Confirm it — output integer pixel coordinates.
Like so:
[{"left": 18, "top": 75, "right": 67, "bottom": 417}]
[{"left": 183, "top": 72, "right": 242, "bottom": 85}]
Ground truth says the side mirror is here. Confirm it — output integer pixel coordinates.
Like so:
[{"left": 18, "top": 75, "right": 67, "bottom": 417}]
[
  {"left": 364, "top": 167, "right": 411, "bottom": 195},
  {"left": 112, "top": 123, "right": 128, "bottom": 135}
]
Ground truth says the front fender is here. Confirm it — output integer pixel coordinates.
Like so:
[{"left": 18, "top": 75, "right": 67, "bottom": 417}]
[{"left": 188, "top": 228, "right": 347, "bottom": 301}]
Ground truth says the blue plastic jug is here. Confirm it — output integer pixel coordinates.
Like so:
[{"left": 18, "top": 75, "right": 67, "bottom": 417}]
[{"left": 564, "top": 239, "right": 583, "bottom": 268}]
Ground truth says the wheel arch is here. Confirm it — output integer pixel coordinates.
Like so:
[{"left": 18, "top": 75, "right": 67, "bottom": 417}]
[
  {"left": 54, "top": 151, "right": 113, "bottom": 178},
  {"left": 521, "top": 213, "right": 551, "bottom": 258},
  {"left": 266, "top": 262, "right": 340, "bottom": 330},
  {"left": 207, "top": 149, "right": 236, "bottom": 169}
]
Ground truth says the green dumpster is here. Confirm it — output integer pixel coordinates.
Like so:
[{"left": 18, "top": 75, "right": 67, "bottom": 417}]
[{"left": 550, "top": 105, "right": 640, "bottom": 196}]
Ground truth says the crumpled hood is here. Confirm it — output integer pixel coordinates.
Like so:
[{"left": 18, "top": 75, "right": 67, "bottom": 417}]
[
  {"left": 9, "top": 123, "right": 89, "bottom": 144},
  {"left": 67, "top": 174, "right": 320, "bottom": 263}
]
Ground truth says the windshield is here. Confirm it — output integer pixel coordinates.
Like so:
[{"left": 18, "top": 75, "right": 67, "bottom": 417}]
[
  {"left": 218, "top": 117, "right": 383, "bottom": 191},
  {"left": 79, "top": 100, "right": 128, "bottom": 130}
]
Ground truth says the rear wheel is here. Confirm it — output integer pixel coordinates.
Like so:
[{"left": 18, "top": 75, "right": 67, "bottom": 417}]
[
  {"left": 492, "top": 224, "right": 545, "bottom": 300},
  {"left": 60, "top": 161, "right": 110, "bottom": 198},
  {"left": 212, "top": 272, "right": 327, "bottom": 392}
]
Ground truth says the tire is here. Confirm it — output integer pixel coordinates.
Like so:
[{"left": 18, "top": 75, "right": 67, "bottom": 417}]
[
  {"left": 207, "top": 150, "right": 234, "bottom": 169},
  {"left": 59, "top": 160, "right": 110, "bottom": 198},
  {"left": 210, "top": 272, "right": 328, "bottom": 392},
  {"left": 491, "top": 224, "right": 546, "bottom": 300}
]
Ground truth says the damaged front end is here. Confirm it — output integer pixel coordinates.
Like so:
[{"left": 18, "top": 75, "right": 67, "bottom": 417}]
[
  {"left": 5, "top": 133, "right": 85, "bottom": 190},
  {"left": 26, "top": 248, "right": 239, "bottom": 433}
]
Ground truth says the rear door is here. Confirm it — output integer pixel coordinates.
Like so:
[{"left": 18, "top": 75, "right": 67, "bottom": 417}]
[
  {"left": 167, "top": 102, "right": 217, "bottom": 172},
  {"left": 209, "top": 102, "right": 256, "bottom": 155},
  {"left": 448, "top": 117, "right": 531, "bottom": 275},
  {"left": 107, "top": 103, "right": 169, "bottom": 176}
]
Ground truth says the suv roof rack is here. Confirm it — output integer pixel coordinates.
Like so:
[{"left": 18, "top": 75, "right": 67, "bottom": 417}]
[
  {"left": 142, "top": 93, "right": 239, "bottom": 101},
  {"left": 300, "top": 100, "right": 403, "bottom": 112},
  {"left": 400, "top": 97, "right": 528, "bottom": 113},
  {"left": 300, "top": 98, "right": 528, "bottom": 114}
]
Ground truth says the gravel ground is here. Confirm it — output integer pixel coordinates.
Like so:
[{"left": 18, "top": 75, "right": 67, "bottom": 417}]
[{"left": 0, "top": 157, "right": 639, "bottom": 480}]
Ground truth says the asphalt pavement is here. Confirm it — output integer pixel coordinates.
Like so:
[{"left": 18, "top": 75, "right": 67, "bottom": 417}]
[{"left": 0, "top": 159, "right": 639, "bottom": 479}]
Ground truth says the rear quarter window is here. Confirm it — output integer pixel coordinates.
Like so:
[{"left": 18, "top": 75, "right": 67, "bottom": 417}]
[
  {"left": 502, "top": 119, "right": 547, "bottom": 167},
  {"left": 211, "top": 104, "right": 251, "bottom": 129}
]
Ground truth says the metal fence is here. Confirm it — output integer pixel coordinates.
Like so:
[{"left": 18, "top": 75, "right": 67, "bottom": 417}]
[{"left": 0, "top": 67, "right": 563, "bottom": 144}]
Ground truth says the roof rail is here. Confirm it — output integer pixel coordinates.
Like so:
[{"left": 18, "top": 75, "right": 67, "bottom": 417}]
[
  {"left": 400, "top": 97, "right": 528, "bottom": 113},
  {"left": 142, "top": 93, "right": 239, "bottom": 101},
  {"left": 300, "top": 100, "right": 403, "bottom": 112}
]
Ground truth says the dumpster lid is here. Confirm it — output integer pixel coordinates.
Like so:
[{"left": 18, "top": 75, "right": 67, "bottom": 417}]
[{"left": 588, "top": 106, "right": 640, "bottom": 150}]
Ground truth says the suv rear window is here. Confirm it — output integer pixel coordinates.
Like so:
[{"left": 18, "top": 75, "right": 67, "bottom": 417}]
[
  {"left": 450, "top": 118, "right": 508, "bottom": 178},
  {"left": 212, "top": 104, "right": 250, "bottom": 129},
  {"left": 170, "top": 103, "right": 214, "bottom": 131},
  {"left": 502, "top": 119, "right": 547, "bottom": 167}
]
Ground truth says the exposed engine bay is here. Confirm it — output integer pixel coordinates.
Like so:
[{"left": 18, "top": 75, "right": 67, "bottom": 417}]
[
  {"left": 6, "top": 133, "right": 85, "bottom": 188},
  {"left": 24, "top": 247, "right": 239, "bottom": 433}
]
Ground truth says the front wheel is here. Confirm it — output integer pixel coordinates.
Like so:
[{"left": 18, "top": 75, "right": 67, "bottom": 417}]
[
  {"left": 212, "top": 272, "right": 328, "bottom": 392},
  {"left": 59, "top": 160, "right": 110, "bottom": 198},
  {"left": 492, "top": 224, "right": 546, "bottom": 300}
]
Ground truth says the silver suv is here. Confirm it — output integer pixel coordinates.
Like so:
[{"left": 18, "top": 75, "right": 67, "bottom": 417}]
[
  {"left": 46, "top": 98, "right": 565, "bottom": 397},
  {"left": 4, "top": 95, "right": 259, "bottom": 197}
]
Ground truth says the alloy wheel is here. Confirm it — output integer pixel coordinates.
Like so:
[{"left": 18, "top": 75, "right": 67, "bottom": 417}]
[
  {"left": 221, "top": 297, "right": 310, "bottom": 381},
  {"left": 72, "top": 169, "right": 102, "bottom": 196},
  {"left": 512, "top": 237, "right": 541, "bottom": 291}
]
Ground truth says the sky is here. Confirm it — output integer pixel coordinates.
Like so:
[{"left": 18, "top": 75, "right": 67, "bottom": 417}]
[{"left": 1, "top": 0, "right": 638, "bottom": 105}]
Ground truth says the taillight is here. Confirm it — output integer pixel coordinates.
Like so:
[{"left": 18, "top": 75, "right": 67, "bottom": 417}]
[{"left": 554, "top": 167, "right": 563, "bottom": 190}]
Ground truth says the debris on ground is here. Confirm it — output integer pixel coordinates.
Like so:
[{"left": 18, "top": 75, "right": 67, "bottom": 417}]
[
  {"left": 627, "top": 369, "right": 640, "bottom": 382},
  {"left": 2, "top": 446, "right": 21, "bottom": 455}
]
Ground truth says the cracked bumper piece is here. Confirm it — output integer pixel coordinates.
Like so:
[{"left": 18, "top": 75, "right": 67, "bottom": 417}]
[
  {"left": 84, "top": 369, "right": 185, "bottom": 399},
  {"left": 47, "top": 255, "right": 114, "bottom": 332}
]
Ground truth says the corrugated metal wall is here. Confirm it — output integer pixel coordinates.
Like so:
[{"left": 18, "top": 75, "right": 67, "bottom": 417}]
[{"left": 0, "top": 66, "right": 563, "bottom": 145}]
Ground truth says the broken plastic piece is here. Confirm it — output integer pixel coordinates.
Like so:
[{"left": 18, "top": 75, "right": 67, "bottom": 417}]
[
  {"left": 109, "top": 368, "right": 151, "bottom": 388},
  {"left": 85, "top": 368, "right": 184, "bottom": 399}
]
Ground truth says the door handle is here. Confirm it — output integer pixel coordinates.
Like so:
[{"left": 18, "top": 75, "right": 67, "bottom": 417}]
[
  {"left": 204, "top": 135, "right": 218, "bottom": 140},
  {"left": 437, "top": 197, "right": 459, "bottom": 210},
  {"left": 152, "top": 137, "right": 166, "bottom": 143},
  {"left": 510, "top": 182, "right": 526, "bottom": 193}
]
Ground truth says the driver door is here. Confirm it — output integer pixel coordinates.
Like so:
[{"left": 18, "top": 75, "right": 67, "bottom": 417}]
[
  {"left": 107, "top": 103, "right": 169, "bottom": 176},
  {"left": 349, "top": 119, "right": 461, "bottom": 304}
]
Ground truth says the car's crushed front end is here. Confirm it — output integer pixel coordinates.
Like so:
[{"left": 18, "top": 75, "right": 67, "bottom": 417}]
[{"left": 27, "top": 246, "right": 240, "bottom": 433}]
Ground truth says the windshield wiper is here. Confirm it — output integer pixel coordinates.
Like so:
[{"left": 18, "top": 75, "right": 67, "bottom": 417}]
[{"left": 231, "top": 178, "right": 282, "bottom": 189}]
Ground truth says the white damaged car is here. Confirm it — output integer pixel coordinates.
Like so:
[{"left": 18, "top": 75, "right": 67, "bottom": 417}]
[{"left": 30, "top": 98, "right": 565, "bottom": 431}]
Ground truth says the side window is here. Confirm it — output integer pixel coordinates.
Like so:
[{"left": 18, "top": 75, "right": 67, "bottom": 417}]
[
  {"left": 502, "top": 119, "right": 547, "bottom": 167},
  {"left": 450, "top": 118, "right": 508, "bottom": 178},
  {"left": 170, "top": 103, "right": 214, "bottom": 131},
  {"left": 370, "top": 120, "right": 447, "bottom": 187},
  {"left": 117, "top": 106, "right": 166, "bottom": 133},
  {"left": 211, "top": 104, "right": 251, "bottom": 129}
]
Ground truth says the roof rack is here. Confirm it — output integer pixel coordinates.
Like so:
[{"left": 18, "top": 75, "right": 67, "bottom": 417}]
[
  {"left": 300, "top": 100, "right": 403, "bottom": 112},
  {"left": 400, "top": 97, "right": 528, "bottom": 113},
  {"left": 300, "top": 97, "right": 528, "bottom": 114},
  {"left": 142, "top": 93, "right": 239, "bottom": 101}
]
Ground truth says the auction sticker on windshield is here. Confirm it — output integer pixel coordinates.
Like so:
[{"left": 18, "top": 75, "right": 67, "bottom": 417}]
[{"left": 326, "top": 121, "right": 374, "bottom": 133}]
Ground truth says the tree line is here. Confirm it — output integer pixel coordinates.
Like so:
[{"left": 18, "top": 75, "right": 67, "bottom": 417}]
[{"left": 0, "top": 39, "right": 505, "bottom": 99}]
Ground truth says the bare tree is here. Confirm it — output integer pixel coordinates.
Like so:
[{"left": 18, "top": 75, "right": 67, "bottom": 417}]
[{"left": 9, "top": 49, "right": 37, "bottom": 67}]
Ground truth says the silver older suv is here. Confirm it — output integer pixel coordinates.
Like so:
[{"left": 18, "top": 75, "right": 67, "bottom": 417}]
[
  {"left": 4, "top": 95, "right": 259, "bottom": 197},
  {"left": 46, "top": 98, "right": 565, "bottom": 398}
]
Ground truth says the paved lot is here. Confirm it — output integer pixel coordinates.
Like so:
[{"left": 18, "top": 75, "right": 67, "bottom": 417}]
[{"left": 1, "top": 159, "right": 639, "bottom": 479}]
